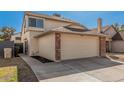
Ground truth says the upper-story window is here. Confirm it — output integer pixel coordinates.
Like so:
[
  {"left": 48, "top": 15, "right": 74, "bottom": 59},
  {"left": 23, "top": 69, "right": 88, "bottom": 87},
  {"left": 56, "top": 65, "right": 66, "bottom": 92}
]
[{"left": 28, "top": 18, "right": 44, "bottom": 28}]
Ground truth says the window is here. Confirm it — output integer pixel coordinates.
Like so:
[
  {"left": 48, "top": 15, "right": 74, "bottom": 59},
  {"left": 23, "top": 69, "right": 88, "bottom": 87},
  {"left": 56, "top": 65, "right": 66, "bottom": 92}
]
[
  {"left": 36, "top": 19, "right": 44, "bottom": 28},
  {"left": 28, "top": 18, "right": 44, "bottom": 28},
  {"left": 15, "top": 37, "right": 21, "bottom": 40}
]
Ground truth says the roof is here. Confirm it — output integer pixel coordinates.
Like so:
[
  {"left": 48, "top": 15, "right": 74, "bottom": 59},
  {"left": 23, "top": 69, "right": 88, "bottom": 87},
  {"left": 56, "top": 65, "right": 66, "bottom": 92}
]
[
  {"left": 112, "top": 32, "right": 123, "bottom": 40},
  {"left": 89, "top": 25, "right": 112, "bottom": 34},
  {"left": 112, "top": 31, "right": 124, "bottom": 40},
  {"left": 119, "top": 31, "right": 124, "bottom": 40},
  {"left": 64, "top": 26, "right": 89, "bottom": 32},
  {"left": 87, "top": 25, "right": 117, "bottom": 38},
  {"left": 24, "top": 12, "right": 88, "bottom": 29},
  {"left": 24, "top": 12, "right": 109, "bottom": 38},
  {"left": 25, "top": 12, "right": 74, "bottom": 23},
  {"left": 109, "top": 24, "right": 124, "bottom": 40},
  {"left": 51, "top": 26, "right": 88, "bottom": 32},
  {"left": 34, "top": 26, "right": 108, "bottom": 38}
]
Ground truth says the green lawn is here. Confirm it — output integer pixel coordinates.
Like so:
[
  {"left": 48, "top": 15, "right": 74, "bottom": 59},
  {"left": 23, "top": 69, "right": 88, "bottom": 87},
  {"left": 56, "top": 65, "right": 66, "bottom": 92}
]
[
  {"left": 0, "top": 38, "right": 4, "bottom": 42},
  {"left": 0, "top": 66, "right": 18, "bottom": 82}
]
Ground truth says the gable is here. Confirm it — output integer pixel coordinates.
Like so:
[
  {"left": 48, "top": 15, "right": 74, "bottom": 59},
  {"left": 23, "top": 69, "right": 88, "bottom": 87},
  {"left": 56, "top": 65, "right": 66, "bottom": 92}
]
[
  {"left": 90, "top": 25, "right": 117, "bottom": 37},
  {"left": 112, "top": 32, "right": 123, "bottom": 40},
  {"left": 104, "top": 26, "right": 117, "bottom": 37},
  {"left": 119, "top": 31, "right": 124, "bottom": 40}
]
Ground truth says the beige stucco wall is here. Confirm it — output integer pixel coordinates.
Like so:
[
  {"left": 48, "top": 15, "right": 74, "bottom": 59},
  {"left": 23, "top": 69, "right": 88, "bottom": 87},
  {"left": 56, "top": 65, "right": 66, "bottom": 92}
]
[
  {"left": 61, "top": 33, "right": 99, "bottom": 60},
  {"left": 21, "top": 31, "right": 31, "bottom": 55},
  {"left": 22, "top": 32, "right": 29, "bottom": 55},
  {"left": 11, "top": 36, "right": 15, "bottom": 41},
  {"left": 27, "top": 15, "right": 71, "bottom": 31},
  {"left": 29, "top": 31, "right": 43, "bottom": 56},
  {"left": 21, "top": 28, "right": 41, "bottom": 56},
  {"left": 38, "top": 33, "right": 55, "bottom": 61},
  {"left": 44, "top": 19, "right": 70, "bottom": 31},
  {"left": 11, "top": 36, "right": 21, "bottom": 43},
  {"left": 112, "top": 41, "right": 124, "bottom": 52}
]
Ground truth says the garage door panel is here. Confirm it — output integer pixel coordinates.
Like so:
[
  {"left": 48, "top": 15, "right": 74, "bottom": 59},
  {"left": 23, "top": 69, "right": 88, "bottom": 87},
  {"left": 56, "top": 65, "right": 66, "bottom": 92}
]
[{"left": 61, "top": 34, "right": 99, "bottom": 60}]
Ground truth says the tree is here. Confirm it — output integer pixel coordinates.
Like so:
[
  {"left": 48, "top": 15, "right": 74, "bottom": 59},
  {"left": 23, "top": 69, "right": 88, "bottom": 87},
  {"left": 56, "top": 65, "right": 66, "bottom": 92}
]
[
  {"left": 0, "top": 26, "right": 16, "bottom": 40},
  {"left": 112, "top": 23, "right": 120, "bottom": 32},
  {"left": 120, "top": 25, "right": 124, "bottom": 31}
]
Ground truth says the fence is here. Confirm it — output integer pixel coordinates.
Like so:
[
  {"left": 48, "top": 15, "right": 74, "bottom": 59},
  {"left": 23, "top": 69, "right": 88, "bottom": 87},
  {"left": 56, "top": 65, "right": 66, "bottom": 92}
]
[{"left": 0, "top": 41, "right": 14, "bottom": 58}]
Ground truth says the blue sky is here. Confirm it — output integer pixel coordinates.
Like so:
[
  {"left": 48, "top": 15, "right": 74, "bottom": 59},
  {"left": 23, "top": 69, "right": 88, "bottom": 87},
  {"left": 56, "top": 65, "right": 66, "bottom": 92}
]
[{"left": 0, "top": 11, "right": 124, "bottom": 32}]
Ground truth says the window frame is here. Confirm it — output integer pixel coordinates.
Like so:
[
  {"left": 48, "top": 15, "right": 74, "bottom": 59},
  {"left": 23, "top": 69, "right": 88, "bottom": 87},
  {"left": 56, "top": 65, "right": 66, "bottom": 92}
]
[{"left": 28, "top": 17, "right": 44, "bottom": 28}]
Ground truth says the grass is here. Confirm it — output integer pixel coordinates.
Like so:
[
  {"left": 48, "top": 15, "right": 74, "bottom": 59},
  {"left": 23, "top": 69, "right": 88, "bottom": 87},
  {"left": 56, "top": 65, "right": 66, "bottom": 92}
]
[
  {"left": 0, "top": 38, "right": 4, "bottom": 42},
  {"left": 0, "top": 57, "right": 38, "bottom": 82},
  {"left": 0, "top": 66, "right": 18, "bottom": 82}
]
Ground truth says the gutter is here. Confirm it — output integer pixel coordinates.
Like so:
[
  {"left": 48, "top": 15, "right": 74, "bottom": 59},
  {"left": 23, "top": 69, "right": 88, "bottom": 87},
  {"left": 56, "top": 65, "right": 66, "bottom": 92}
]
[{"left": 34, "top": 30, "right": 109, "bottom": 38}]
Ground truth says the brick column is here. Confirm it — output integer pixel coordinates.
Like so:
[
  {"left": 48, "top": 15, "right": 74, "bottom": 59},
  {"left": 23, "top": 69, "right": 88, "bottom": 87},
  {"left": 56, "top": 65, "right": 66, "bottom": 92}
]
[
  {"left": 55, "top": 32, "right": 61, "bottom": 61},
  {"left": 99, "top": 37, "right": 106, "bottom": 57}
]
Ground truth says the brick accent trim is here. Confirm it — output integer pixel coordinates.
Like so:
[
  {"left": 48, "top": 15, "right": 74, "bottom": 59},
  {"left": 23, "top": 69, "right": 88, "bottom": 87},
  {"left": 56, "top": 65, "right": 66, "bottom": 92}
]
[
  {"left": 55, "top": 32, "right": 61, "bottom": 61},
  {"left": 99, "top": 37, "right": 106, "bottom": 56}
]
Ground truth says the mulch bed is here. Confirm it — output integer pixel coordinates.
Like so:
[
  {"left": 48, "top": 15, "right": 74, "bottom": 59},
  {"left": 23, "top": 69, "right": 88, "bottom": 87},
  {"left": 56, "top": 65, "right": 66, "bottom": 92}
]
[
  {"left": 109, "top": 55, "right": 119, "bottom": 60},
  {"left": 0, "top": 57, "right": 38, "bottom": 82},
  {"left": 31, "top": 56, "right": 54, "bottom": 63}
]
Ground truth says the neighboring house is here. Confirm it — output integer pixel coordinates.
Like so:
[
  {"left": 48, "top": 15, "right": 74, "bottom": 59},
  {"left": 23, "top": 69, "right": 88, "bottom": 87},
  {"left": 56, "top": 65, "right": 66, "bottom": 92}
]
[
  {"left": 11, "top": 32, "right": 21, "bottom": 43},
  {"left": 90, "top": 25, "right": 116, "bottom": 37},
  {"left": 89, "top": 19, "right": 124, "bottom": 53},
  {"left": 88, "top": 20, "right": 116, "bottom": 52},
  {"left": 11, "top": 32, "right": 23, "bottom": 56},
  {"left": 111, "top": 31, "right": 124, "bottom": 52},
  {"left": 21, "top": 12, "right": 107, "bottom": 62}
]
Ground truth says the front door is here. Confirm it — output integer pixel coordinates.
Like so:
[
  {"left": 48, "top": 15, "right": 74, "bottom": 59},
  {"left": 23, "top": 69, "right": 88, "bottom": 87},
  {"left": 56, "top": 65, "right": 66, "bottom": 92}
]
[{"left": 106, "top": 41, "right": 111, "bottom": 52}]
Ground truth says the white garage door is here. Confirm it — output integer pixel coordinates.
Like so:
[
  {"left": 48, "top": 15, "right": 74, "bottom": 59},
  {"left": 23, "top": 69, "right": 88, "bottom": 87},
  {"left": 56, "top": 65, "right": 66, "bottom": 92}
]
[
  {"left": 112, "top": 41, "right": 124, "bottom": 52},
  {"left": 61, "top": 34, "right": 99, "bottom": 60}
]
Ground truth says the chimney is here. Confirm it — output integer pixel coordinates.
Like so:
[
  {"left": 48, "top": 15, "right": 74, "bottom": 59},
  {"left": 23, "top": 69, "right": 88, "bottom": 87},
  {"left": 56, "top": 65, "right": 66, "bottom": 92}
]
[
  {"left": 97, "top": 18, "right": 102, "bottom": 33},
  {"left": 53, "top": 13, "right": 61, "bottom": 17}
]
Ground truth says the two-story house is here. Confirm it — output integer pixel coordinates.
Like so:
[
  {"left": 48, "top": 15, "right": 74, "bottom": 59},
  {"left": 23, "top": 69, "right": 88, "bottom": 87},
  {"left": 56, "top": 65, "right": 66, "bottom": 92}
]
[
  {"left": 21, "top": 12, "right": 107, "bottom": 62},
  {"left": 11, "top": 32, "right": 22, "bottom": 43}
]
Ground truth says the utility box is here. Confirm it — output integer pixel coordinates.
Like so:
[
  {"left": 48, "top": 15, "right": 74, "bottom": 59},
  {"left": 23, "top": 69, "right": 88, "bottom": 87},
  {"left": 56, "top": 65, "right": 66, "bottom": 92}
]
[{"left": 4, "top": 48, "right": 12, "bottom": 59}]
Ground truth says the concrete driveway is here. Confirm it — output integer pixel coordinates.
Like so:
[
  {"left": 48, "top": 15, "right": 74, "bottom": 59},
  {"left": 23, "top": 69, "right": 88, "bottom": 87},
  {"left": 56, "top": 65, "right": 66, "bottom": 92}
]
[{"left": 20, "top": 54, "right": 124, "bottom": 82}]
